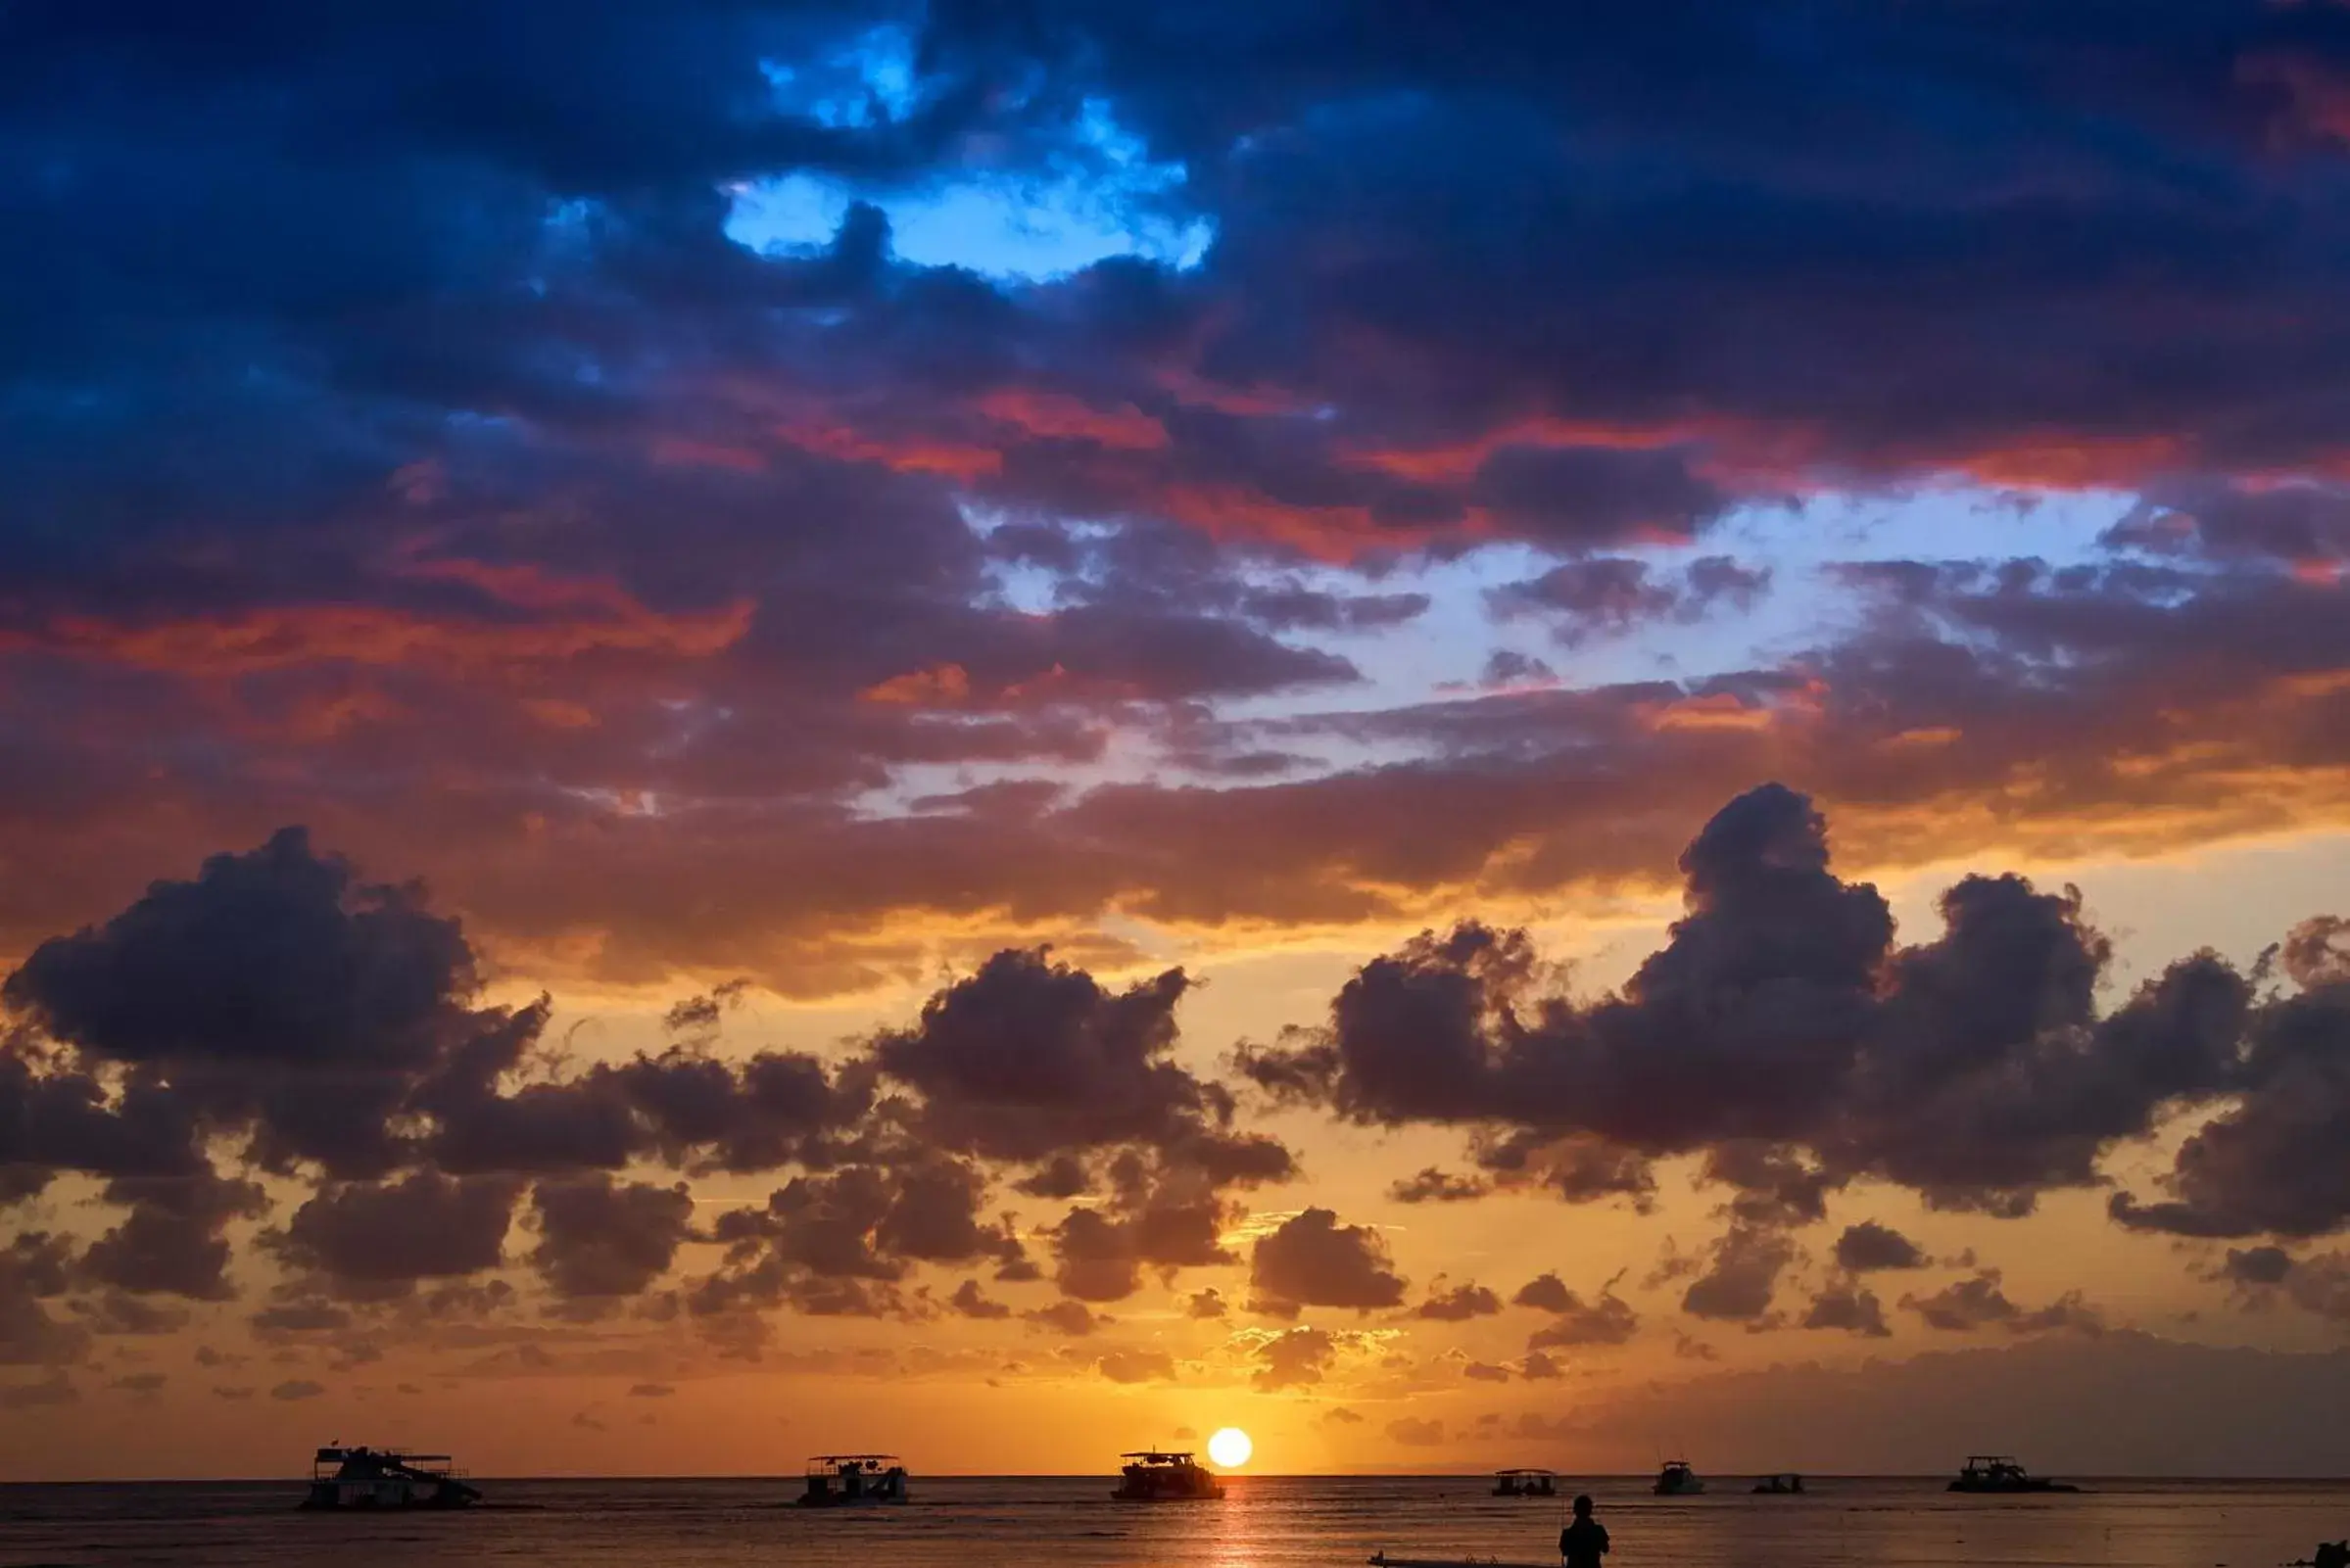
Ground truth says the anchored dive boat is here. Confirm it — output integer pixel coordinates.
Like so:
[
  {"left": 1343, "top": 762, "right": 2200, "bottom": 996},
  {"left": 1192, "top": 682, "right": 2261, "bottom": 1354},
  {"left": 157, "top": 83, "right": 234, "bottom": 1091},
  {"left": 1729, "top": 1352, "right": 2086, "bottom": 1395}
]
[
  {"left": 1948, "top": 1455, "right": 2080, "bottom": 1494},
  {"left": 1111, "top": 1449, "right": 1225, "bottom": 1500},
  {"left": 798, "top": 1453, "right": 909, "bottom": 1506},
  {"left": 300, "top": 1446, "right": 482, "bottom": 1509},
  {"left": 1492, "top": 1467, "right": 1559, "bottom": 1497},
  {"left": 1653, "top": 1458, "right": 1704, "bottom": 1496}
]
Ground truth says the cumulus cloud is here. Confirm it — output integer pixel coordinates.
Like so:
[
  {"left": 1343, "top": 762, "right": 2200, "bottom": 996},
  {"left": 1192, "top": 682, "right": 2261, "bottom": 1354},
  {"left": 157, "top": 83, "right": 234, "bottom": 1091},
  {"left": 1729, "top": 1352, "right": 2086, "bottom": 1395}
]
[
  {"left": 268, "top": 1172, "right": 520, "bottom": 1296},
  {"left": 528, "top": 1176, "right": 695, "bottom": 1303},
  {"left": 1525, "top": 1287, "right": 1639, "bottom": 1350},
  {"left": 1900, "top": 1271, "right": 2106, "bottom": 1336},
  {"left": 948, "top": 1279, "right": 1014, "bottom": 1319},
  {"left": 1249, "top": 1209, "right": 1407, "bottom": 1316},
  {"left": 1415, "top": 1280, "right": 1502, "bottom": 1321},
  {"left": 1833, "top": 1221, "right": 1928, "bottom": 1273},
  {"left": 1234, "top": 784, "right": 2261, "bottom": 1221},
  {"left": 1801, "top": 1282, "right": 1891, "bottom": 1338}
]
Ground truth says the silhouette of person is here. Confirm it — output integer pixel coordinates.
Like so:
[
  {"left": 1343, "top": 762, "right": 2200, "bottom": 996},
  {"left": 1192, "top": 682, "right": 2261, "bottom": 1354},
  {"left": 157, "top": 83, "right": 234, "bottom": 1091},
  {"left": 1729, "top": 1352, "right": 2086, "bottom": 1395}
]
[{"left": 1559, "top": 1494, "right": 1608, "bottom": 1568}]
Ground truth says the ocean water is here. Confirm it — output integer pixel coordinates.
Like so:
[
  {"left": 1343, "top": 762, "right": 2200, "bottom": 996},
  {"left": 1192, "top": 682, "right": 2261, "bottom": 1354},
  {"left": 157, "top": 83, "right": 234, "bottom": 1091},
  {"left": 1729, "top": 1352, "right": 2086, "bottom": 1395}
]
[{"left": 1, "top": 1475, "right": 2344, "bottom": 1568}]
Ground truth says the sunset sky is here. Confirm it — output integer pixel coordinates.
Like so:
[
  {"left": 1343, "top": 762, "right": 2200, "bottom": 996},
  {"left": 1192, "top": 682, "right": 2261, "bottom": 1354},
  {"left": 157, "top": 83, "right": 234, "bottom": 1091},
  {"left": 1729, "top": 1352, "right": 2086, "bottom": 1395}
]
[{"left": 12, "top": 0, "right": 2350, "bottom": 1483}]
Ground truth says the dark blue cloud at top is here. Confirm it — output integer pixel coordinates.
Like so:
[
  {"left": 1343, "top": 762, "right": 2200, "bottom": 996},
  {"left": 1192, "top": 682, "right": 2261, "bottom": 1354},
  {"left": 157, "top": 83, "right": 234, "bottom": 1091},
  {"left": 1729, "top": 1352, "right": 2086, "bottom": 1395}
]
[
  {"left": 15, "top": 0, "right": 2350, "bottom": 581},
  {"left": 6, "top": 0, "right": 2350, "bottom": 997}
]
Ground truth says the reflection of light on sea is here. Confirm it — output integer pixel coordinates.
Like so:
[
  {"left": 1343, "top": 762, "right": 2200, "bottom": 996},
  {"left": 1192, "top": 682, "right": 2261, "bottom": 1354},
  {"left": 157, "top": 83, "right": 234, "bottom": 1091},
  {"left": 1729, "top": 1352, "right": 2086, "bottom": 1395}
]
[{"left": 1202, "top": 1469, "right": 1259, "bottom": 1568}]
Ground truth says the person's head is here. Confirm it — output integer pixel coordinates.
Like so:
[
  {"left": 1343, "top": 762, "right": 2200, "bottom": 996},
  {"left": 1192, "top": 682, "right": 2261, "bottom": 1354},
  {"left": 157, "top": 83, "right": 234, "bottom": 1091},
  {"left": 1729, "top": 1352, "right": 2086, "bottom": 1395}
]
[{"left": 1573, "top": 1495, "right": 1593, "bottom": 1517}]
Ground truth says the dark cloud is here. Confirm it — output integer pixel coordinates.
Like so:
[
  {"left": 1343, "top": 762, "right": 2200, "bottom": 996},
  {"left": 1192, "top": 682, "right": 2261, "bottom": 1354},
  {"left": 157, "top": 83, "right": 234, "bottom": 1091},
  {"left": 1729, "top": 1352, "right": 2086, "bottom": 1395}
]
[
  {"left": 1833, "top": 1221, "right": 1928, "bottom": 1273},
  {"left": 1386, "top": 1167, "right": 1488, "bottom": 1205},
  {"left": 1900, "top": 1270, "right": 2106, "bottom": 1336},
  {"left": 1463, "top": 1360, "right": 1511, "bottom": 1383},
  {"left": 528, "top": 1176, "right": 695, "bottom": 1303},
  {"left": 1248, "top": 1209, "right": 1407, "bottom": 1316},
  {"left": 875, "top": 948, "right": 1293, "bottom": 1184},
  {"left": 0, "top": 1233, "right": 87, "bottom": 1367},
  {"left": 694, "top": 1161, "right": 1009, "bottom": 1328},
  {"left": 1236, "top": 784, "right": 2264, "bottom": 1219},
  {"left": 1415, "top": 1280, "right": 1502, "bottom": 1322},
  {"left": 1680, "top": 1224, "right": 1796, "bottom": 1326},
  {"left": 2218, "top": 1246, "right": 2297, "bottom": 1288},
  {"left": 268, "top": 1172, "right": 520, "bottom": 1295},
  {"left": 948, "top": 1279, "right": 1013, "bottom": 1319},
  {"left": 2111, "top": 941, "right": 2350, "bottom": 1239},
  {"left": 1512, "top": 1273, "right": 1575, "bottom": 1313},
  {"left": 1519, "top": 1351, "right": 1564, "bottom": 1380},
  {"left": 249, "top": 1301, "right": 353, "bottom": 1335},
  {"left": 1023, "top": 1299, "right": 1103, "bottom": 1337},
  {"left": 1183, "top": 1287, "right": 1227, "bottom": 1320},
  {"left": 3, "top": 829, "right": 509, "bottom": 1178},
  {"left": 79, "top": 1174, "right": 267, "bottom": 1301},
  {"left": 270, "top": 1379, "right": 326, "bottom": 1402},
  {"left": 1525, "top": 1288, "right": 1640, "bottom": 1351},
  {"left": 1801, "top": 1282, "right": 1891, "bottom": 1338},
  {"left": 72, "top": 1291, "right": 191, "bottom": 1337}
]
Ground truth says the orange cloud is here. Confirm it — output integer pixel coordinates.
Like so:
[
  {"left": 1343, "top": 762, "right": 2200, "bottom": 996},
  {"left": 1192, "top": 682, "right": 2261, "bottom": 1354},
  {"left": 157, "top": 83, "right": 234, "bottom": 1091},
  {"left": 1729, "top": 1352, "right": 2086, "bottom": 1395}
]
[
  {"left": 860, "top": 664, "right": 973, "bottom": 706},
  {"left": 976, "top": 389, "right": 1168, "bottom": 451},
  {"left": 775, "top": 420, "right": 1002, "bottom": 480},
  {"left": 4, "top": 567, "right": 752, "bottom": 678}
]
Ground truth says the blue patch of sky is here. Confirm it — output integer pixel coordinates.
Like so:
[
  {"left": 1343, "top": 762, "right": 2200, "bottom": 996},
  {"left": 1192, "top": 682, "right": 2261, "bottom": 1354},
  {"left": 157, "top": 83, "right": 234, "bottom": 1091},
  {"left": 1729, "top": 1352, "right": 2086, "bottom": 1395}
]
[
  {"left": 1203, "top": 483, "right": 2136, "bottom": 729},
  {"left": 864, "top": 478, "right": 2142, "bottom": 814},
  {"left": 732, "top": 48, "right": 1214, "bottom": 281}
]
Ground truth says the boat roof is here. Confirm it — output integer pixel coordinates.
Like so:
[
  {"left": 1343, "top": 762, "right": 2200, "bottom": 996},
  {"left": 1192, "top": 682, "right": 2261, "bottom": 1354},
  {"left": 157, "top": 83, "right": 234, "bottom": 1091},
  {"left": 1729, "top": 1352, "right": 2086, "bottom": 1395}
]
[
  {"left": 808, "top": 1453, "right": 902, "bottom": 1463},
  {"left": 315, "top": 1447, "right": 452, "bottom": 1461},
  {"left": 1122, "top": 1449, "right": 1197, "bottom": 1461},
  {"left": 1495, "top": 1468, "right": 1559, "bottom": 1477},
  {"left": 1963, "top": 1455, "right": 2020, "bottom": 1464}
]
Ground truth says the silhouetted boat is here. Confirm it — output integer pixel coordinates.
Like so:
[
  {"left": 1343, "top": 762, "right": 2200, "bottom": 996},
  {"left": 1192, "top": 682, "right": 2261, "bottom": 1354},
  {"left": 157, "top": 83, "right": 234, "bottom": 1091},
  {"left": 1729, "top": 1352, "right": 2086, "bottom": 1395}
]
[
  {"left": 1112, "top": 1449, "right": 1224, "bottom": 1500},
  {"left": 300, "top": 1446, "right": 481, "bottom": 1509},
  {"left": 1752, "top": 1473, "right": 1804, "bottom": 1495},
  {"left": 1653, "top": 1458, "right": 1704, "bottom": 1496},
  {"left": 1368, "top": 1555, "right": 1552, "bottom": 1567},
  {"left": 1492, "top": 1467, "right": 1559, "bottom": 1497},
  {"left": 797, "top": 1453, "right": 908, "bottom": 1506},
  {"left": 1948, "top": 1455, "right": 2079, "bottom": 1494}
]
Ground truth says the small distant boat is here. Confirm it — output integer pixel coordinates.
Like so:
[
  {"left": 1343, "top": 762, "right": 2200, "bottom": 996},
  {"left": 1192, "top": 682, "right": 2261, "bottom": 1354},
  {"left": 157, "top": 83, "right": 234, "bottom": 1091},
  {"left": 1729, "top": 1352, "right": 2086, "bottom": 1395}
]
[
  {"left": 797, "top": 1453, "right": 909, "bottom": 1506},
  {"left": 300, "top": 1445, "right": 481, "bottom": 1509},
  {"left": 1948, "top": 1455, "right": 2080, "bottom": 1494},
  {"left": 1112, "top": 1449, "right": 1225, "bottom": 1500},
  {"left": 1492, "top": 1467, "right": 1559, "bottom": 1497},
  {"left": 1654, "top": 1458, "right": 1704, "bottom": 1496},
  {"left": 1752, "top": 1473, "right": 1804, "bottom": 1495}
]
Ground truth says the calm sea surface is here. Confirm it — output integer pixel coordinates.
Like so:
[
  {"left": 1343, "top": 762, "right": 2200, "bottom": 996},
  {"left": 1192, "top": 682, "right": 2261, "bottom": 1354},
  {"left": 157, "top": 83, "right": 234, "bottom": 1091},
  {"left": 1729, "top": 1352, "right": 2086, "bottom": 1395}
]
[{"left": 2, "top": 1475, "right": 2345, "bottom": 1568}]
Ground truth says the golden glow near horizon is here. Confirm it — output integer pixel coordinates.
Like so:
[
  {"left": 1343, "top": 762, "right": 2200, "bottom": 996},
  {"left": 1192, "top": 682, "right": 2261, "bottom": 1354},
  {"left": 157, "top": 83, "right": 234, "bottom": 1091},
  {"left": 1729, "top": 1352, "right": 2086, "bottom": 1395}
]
[{"left": 1208, "top": 1428, "right": 1253, "bottom": 1469}]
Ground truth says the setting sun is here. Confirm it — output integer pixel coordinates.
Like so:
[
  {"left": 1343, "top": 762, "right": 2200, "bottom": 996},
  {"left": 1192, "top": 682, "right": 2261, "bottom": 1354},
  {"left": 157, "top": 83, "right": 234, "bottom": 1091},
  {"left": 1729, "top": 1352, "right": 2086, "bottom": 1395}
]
[{"left": 1207, "top": 1428, "right": 1253, "bottom": 1469}]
